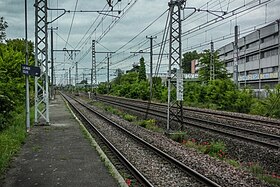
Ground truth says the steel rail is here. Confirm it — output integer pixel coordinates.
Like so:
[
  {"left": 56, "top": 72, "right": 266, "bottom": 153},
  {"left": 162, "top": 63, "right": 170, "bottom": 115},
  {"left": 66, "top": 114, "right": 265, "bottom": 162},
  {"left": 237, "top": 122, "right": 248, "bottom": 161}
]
[
  {"left": 68, "top": 93, "right": 221, "bottom": 187},
  {"left": 61, "top": 93, "right": 154, "bottom": 187},
  {"left": 94, "top": 96, "right": 280, "bottom": 150},
  {"left": 96, "top": 94, "right": 280, "bottom": 128}
]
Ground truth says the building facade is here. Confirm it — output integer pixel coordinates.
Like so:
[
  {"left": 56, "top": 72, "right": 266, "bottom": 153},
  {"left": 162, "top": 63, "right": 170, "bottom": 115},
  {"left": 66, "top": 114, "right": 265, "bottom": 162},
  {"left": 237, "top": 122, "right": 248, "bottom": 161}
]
[{"left": 218, "top": 20, "right": 280, "bottom": 90}]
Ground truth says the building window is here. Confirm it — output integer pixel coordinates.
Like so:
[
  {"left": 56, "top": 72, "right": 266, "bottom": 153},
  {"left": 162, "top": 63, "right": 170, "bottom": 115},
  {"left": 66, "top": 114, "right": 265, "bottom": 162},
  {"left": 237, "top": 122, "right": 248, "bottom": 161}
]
[
  {"left": 239, "top": 58, "right": 245, "bottom": 64},
  {"left": 246, "top": 54, "right": 259, "bottom": 62},
  {"left": 261, "top": 35, "right": 275, "bottom": 43},
  {"left": 261, "top": 48, "right": 278, "bottom": 59},
  {"left": 247, "top": 41, "right": 258, "bottom": 48},
  {"left": 262, "top": 67, "right": 274, "bottom": 73}
]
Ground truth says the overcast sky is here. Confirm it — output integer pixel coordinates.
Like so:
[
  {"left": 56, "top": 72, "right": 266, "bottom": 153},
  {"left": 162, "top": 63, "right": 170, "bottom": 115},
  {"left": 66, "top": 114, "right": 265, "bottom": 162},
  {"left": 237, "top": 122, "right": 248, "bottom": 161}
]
[{"left": 1, "top": 0, "right": 279, "bottom": 84}]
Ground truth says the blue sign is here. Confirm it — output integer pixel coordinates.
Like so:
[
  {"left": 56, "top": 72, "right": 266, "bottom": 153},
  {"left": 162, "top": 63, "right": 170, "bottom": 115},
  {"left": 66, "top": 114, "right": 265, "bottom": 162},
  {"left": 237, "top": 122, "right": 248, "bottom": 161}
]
[{"left": 21, "top": 64, "right": 40, "bottom": 77}]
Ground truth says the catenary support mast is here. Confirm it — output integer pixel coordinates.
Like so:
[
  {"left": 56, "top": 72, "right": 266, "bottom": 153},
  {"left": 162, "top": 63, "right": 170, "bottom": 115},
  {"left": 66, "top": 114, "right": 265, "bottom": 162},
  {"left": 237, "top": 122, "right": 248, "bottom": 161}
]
[
  {"left": 91, "top": 40, "right": 96, "bottom": 92},
  {"left": 146, "top": 36, "right": 157, "bottom": 100},
  {"left": 167, "top": 0, "right": 185, "bottom": 131},
  {"left": 34, "top": 0, "right": 49, "bottom": 125}
]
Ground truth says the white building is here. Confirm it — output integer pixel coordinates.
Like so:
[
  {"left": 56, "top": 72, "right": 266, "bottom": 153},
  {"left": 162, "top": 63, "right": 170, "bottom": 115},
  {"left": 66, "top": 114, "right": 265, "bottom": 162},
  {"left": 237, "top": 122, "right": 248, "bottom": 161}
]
[{"left": 218, "top": 20, "right": 280, "bottom": 90}]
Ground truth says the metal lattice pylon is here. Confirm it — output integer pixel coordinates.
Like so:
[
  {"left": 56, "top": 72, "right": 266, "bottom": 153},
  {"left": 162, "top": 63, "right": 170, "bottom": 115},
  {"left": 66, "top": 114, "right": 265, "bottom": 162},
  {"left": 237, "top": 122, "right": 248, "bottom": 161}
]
[
  {"left": 91, "top": 40, "right": 96, "bottom": 92},
  {"left": 167, "top": 0, "right": 185, "bottom": 130},
  {"left": 34, "top": 0, "right": 49, "bottom": 125}
]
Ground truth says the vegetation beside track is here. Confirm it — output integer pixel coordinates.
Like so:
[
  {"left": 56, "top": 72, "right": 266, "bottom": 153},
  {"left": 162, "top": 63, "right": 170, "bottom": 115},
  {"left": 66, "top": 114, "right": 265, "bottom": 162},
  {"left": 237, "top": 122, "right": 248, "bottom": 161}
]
[
  {"left": 0, "top": 107, "right": 34, "bottom": 177},
  {"left": 92, "top": 70, "right": 280, "bottom": 118},
  {"left": 168, "top": 131, "right": 280, "bottom": 186},
  {"left": 0, "top": 18, "right": 35, "bottom": 177},
  {"left": 89, "top": 98, "right": 280, "bottom": 186}
]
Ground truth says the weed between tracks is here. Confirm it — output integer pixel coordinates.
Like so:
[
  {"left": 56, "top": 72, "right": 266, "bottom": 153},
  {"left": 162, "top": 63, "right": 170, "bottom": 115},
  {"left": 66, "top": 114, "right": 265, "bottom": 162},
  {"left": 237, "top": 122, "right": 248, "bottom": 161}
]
[
  {"left": 169, "top": 132, "right": 280, "bottom": 186},
  {"left": 96, "top": 103, "right": 163, "bottom": 133},
  {"left": 90, "top": 100, "right": 280, "bottom": 186}
]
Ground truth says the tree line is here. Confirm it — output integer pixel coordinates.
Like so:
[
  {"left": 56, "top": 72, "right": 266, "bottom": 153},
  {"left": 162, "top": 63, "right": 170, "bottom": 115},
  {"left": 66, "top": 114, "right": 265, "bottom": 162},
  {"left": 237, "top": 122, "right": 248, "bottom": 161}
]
[
  {"left": 96, "top": 50, "right": 280, "bottom": 118},
  {"left": 0, "top": 17, "right": 35, "bottom": 130}
]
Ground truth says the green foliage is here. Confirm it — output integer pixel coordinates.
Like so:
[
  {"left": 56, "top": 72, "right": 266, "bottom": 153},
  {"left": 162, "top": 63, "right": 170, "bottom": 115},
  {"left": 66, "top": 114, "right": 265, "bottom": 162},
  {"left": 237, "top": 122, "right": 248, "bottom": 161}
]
[
  {"left": 169, "top": 131, "right": 187, "bottom": 143},
  {"left": 123, "top": 114, "right": 137, "bottom": 122},
  {"left": 104, "top": 106, "right": 122, "bottom": 116},
  {"left": 226, "top": 159, "right": 240, "bottom": 167},
  {"left": 182, "top": 50, "right": 201, "bottom": 73},
  {"left": 0, "top": 39, "right": 35, "bottom": 130},
  {"left": 184, "top": 79, "right": 253, "bottom": 113},
  {"left": 199, "top": 50, "right": 228, "bottom": 83},
  {"left": 114, "top": 68, "right": 124, "bottom": 85},
  {"left": 0, "top": 17, "right": 8, "bottom": 43},
  {"left": 151, "top": 77, "right": 166, "bottom": 101},
  {"left": 0, "top": 107, "right": 34, "bottom": 176},
  {"left": 137, "top": 119, "right": 162, "bottom": 132},
  {"left": 97, "top": 82, "right": 108, "bottom": 94},
  {"left": 110, "top": 72, "right": 150, "bottom": 100},
  {"left": 138, "top": 57, "right": 146, "bottom": 81},
  {"left": 250, "top": 84, "right": 280, "bottom": 118},
  {"left": 204, "top": 141, "right": 226, "bottom": 159}
]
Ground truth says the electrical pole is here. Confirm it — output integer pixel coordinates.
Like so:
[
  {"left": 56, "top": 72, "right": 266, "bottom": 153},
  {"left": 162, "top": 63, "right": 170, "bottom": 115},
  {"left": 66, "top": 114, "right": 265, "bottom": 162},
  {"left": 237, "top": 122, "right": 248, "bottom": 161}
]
[
  {"left": 69, "top": 68, "right": 71, "bottom": 86},
  {"left": 210, "top": 41, "right": 214, "bottom": 81},
  {"left": 50, "top": 27, "right": 58, "bottom": 100},
  {"left": 66, "top": 71, "right": 68, "bottom": 85},
  {"left": 35, "top": 0, "right": 49, "bottom": 125},
  {"left": 233, "top": 25, "right": 239, "bottom": 86},
  {"left": 75, "top": 61, "right": 78, "bottom": 86},
  {"left": 92, "top": 40, "right": 96, "bottom": 93},
  {"left": 25, "top": 0, "right": 30, "bottom": 132},
  {"left": 95, "top": 51, "right": 115, "bottom": 93},
  {"left": 146, "top": 36, "right": 157, "bottom": 100},
  {"left": 107, "top": 53, "right": 110, "bottom": 93},
  {"left": 167, "top": 0, "right": 185, "bottom": 131}
]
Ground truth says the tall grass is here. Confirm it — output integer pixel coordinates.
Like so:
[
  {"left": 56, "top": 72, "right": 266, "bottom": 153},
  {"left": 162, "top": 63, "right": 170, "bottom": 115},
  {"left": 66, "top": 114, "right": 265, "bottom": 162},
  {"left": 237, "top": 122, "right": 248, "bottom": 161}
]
[{"left": 0, "top": 107, "right": 34, "bottom": 176}]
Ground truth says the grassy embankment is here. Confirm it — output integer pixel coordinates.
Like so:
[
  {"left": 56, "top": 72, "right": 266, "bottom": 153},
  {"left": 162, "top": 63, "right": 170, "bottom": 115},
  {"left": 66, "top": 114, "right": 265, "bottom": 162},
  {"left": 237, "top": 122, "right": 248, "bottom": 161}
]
[{"left": 0, "top": 107, "right": 34, "bottom": 176}]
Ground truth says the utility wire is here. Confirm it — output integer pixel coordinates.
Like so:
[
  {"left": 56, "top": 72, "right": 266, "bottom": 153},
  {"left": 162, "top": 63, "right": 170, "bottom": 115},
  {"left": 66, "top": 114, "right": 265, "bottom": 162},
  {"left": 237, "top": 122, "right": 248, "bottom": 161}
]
[
  {"left": 110, "top": 0, "right": 272, "bottom": 69},
  {"left": 75, "top": 4, "right": 109, "bottom": 50},
  {"left": 55, "top": 31, "right": 76, "bottom": 49},
  {"left": 77, "top": 0, "right": 139, "bottom": 63},
  {"left": 65, "top": 0, "right": 79, "bottom": 49}
]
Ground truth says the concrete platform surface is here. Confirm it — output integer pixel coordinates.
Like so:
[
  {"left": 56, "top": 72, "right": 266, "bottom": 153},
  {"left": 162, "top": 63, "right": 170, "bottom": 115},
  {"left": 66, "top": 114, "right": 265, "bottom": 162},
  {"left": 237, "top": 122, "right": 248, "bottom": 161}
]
[{"left": 1, "top": 95, "right": 119, "bottom": 187}]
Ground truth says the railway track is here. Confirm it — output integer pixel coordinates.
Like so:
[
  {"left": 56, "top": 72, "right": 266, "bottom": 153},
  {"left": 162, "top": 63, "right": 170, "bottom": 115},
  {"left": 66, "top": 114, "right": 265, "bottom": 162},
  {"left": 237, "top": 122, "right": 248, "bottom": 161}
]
[
  {"left": 95, "top": 94, "right": 280, "bottom": 129},
  {"left": 62, "top": 93, "right": 221, "bottom": 187},
  {"left": 94, "top": 95, "right": 280, "bottom": 150}
]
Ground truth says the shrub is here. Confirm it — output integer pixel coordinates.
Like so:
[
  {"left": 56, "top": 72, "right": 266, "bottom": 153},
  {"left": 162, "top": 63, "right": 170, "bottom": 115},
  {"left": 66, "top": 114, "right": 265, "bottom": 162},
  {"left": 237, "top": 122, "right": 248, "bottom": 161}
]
[
  {"left": 123, "top": 114, "right": 137, "bottom": 122},
  {"left": 169, "top": 131, "right": 187, "bottom": 143},
  {"left": 204, "top": 141, "right": 226, "bottom": 159}
]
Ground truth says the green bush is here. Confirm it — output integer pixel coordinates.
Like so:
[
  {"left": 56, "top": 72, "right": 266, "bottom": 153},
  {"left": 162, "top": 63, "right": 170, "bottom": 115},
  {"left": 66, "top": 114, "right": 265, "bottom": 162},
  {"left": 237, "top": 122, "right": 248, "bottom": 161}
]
[
  {"left": 123, "top": 114, "right": 137, "bottom": 122},
  {"left": 204, "top": 141, "right": 226, "bottom": 159},
  {"left": 184, "top": 80, "right": 253, "bottom": 113},
  {"left": 137, "top": 119, "right": 162, "bottom": 132},
  {"left": 250, "top": 84, "right": 280, "bottom": 118},
  {"left": 169, "top": 131, "right": 187, "bottom": 143}
]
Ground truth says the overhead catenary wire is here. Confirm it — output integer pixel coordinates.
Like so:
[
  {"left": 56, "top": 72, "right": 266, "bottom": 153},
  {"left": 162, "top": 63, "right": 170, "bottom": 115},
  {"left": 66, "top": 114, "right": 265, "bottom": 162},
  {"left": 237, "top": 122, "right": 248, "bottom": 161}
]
[
  {"left": 77, "top": 0, "right": 139, "bottom": 63},
  {"left": 65, "top": 0, "right": 79, "bottom": 49},
  {"left": 108, "top": 0, "right": 273, "bottom": 74},
  {"left": 54, "top": 0, "right": 275, "bottom": 85},
  {"left": 96, "top": 0, "right": 225, "bottom": 67},
  {"left": 109, "top": 0, "right": 233, "bottom": 66}
]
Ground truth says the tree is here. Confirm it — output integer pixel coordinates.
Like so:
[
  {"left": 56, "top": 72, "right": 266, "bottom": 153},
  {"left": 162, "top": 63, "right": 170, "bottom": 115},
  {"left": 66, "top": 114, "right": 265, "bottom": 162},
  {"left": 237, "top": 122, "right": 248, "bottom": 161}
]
[
  {"left": 0, "top": 17, "right": 8, "bottom": 43},
  {"left": 0, "top": 39, "right": 35, "bottom": 129},
  {"left": 80, "top": 80, "right": 87, "bottom": 84},
  {"left": 198, "top": 50, "right": 228, "bottom": 83},
  {"left": 114, "top": 68, "right": 124, "bottom": 85},
  {"left": 138, "top": 57, "right": 146, "bottom": 81},
  {"left": 182, "top": 50, "right": 200, "bottom": 73}
]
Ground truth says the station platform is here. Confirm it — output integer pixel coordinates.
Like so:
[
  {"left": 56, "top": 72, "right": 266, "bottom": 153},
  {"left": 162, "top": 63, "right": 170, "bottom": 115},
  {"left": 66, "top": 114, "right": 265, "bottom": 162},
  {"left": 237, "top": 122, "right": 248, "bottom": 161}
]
[{"left": 1, "top": 95, "right": 123, "bottom": 187}]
